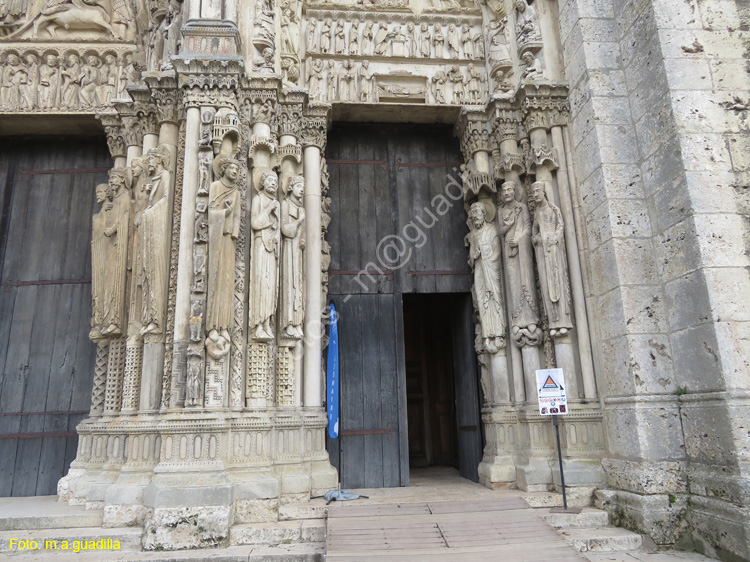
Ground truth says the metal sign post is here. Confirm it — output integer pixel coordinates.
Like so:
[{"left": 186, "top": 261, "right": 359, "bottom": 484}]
[{"left": 536, "top": 368, "right": 579, "bottom": 513}]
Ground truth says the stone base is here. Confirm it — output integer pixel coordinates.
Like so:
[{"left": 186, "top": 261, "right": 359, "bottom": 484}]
[
  {"left": 478, "top": 455, "right": 517, "bottom": 488},
  {"left": 59, "top": 409, "right": 338, "bottom": 551}
]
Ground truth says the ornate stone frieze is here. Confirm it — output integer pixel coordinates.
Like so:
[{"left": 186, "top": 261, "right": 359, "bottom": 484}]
[
  {"left": 0, "top": 45, "right": 136, "bottom": 113},
  {"left": 300, "top": 115, "right": 328, "bottom": 149},
  {"left": 277, "top": 102, "right": 303, "bottom": 137}
]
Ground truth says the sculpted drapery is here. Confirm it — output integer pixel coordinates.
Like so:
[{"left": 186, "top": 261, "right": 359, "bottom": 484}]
[
  {"left": 280, "top": 175, "right": 305, "bottom": 339},
  {"left": 206, "top": 158, "right": 241, "bottom": 344},
  {"left": 466, "top": 202, "right": 505, "bottom": 354},
  {"left": 251, "top": 170, "right": 280, "bottom": 341}
]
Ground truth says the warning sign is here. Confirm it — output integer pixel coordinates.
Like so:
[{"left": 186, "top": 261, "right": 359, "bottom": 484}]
[{"left": 536, "top": 368, "right": 568, "bottom": 416}]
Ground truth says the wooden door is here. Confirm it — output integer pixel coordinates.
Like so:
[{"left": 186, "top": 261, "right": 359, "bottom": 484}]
[
  {"left": 0, "top": 137, "right": 109, "bottom": 496},
  {"left": 452, "top": 294, "right": 483, "bottom": 482},
  {"left": 326, "top": 124, "right": 474, "bottom": 488}
]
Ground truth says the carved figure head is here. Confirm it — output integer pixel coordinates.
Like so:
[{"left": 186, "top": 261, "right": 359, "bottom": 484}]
[
  {"left": 87, "top": 55, "right": 100, "bottom": 67},
  {"left": 449, "top": 24, "right": 456, "bottom": 31},
  {"left": 468, "top": 63, "right": 475, "bottom": 72},
  {"left": 262, "top": 47, "right": 274, "bottom": 62},
  {"left": 462, "top": 24, "right": 470, "bottom": 32},
  {"left": 45, "top": 54, "right": 58, "bottom": 67},
  {"left": 421, "top": 23, "right": 428, "bottom": 31},
  {"left": 7, "top": 54, "right": 20, "bottom": 66},
  {"left": 516, "top": 0, "right": 526, "bottom": 11},
  {"left": 289, "top": 175, "right": 305, "bottom": 199},
  {"left": 362, "top": 60, "right": 369, "bottom": 69},
  {"left": 108, "top": 169, "right": 127, "bottom": 192},
  {"left": 219, "top": 158, "right": 240, "bottom": 182},
  {"left": 261, "top": 170, "right": 278, "bottom": 195},
  {"left": 501, "top": 181, "right": 520, "bottom": 203},
  {"left": 470, "top": 201, "right": 486, "bottom": 228},
  {"left": 67, "top": 53, "right": 79, "bottom": 66},
  {"left": 408, "top": 23, "right": 414, "bottom": 31},
  {"left": 146, "top": 146, "right": 169, "bottom": 174},
  {"left": 352, "top": 19, "right": 360, "bottom": 28},
  {"left": 530, "top": 181, "right": 548, "bottom": 204},
  {"left": 95, "top": 183, "right": 108, "bottom": 204},
  {"left": 105, "top": 54, "right": 116, "bottom": 65},
  {"left": 522, "top": 51, "right": 535, "bottom": 65},
  {"left": 25, "top": 53, "right": 38, "bottom": 65}
]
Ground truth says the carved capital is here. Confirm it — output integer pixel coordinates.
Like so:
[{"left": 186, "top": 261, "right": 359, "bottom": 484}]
[
  {"left": 522, "top": 84, "right": 570, "bottom": 132},
  {"left": 463, "top": 171, "right": 495, "bottom": 200},
  {"left": 300, "top": 116, "right": 327, "bottom": 150},
  {"left": 461, "top": 122, "right": 492, "bottom": 160},
  {"left": 278, "top": 103, "right": 304, "bottom": 138},
  {"left": 153, "top": 89, "right": 180, "bottom": 125},
  {"left": 533, "top": 142, "right": 559, "bottom": 170},
  {"left": 97, "top": 110, "right": 127, "bottom": 160}
]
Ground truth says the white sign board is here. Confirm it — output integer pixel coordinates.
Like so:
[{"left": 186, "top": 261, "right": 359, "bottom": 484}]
[{"left": 536, "top": 368, "right": 568, "bottom": 415}]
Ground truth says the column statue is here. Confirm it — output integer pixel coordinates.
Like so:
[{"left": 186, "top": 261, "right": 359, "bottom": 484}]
[
  {"left": 280, "top": 175, "right": 305, "bottom": 339},
  {"left": 205, "top": 157, "right": 241, "bottom": 356},
  {"left": 250, "top": 170, "right": 280, "bottom": 341},
  {"left": 498, "top": 181, "right": 542, "bottom": 346},
  {"left": 466, "top": 201, "right": 505, "bottom": 353},
  {"left": 530, "top": 181, "right": 572, "bottom": 336},
  {"left": 140, "top": 145, "right": 171, "bottom": 336}
]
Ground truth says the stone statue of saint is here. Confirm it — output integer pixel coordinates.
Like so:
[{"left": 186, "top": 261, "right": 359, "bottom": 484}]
[
  {"left": 498, "top": 181, "right": 542, "bottom": 346},
  {"left": 127, "top": 155, "right": 148, "bottom": 339},
  {"left": 91, "top": 169, "right": 130, "bottom": 338},
  {"left": 140, "top": 145, "right": 171, "bottom": 336},
  {"left": 205, "top": 157, "right": 241, "bottom": 352},
  {"left": 530, "top": 181, "right": 572, "bottom": 337},
  {"left": 250, "top": 170, "right": 280, "bottom": 341},
  {"left": 280, "top": 175, "right": 305, "bottom": 339},
  {"left": 466, "top": 201, "right": 505, "bottom": 353},
  {"left": 515, "top": 0, "right": 541, "bottom": 45},
  {"left": 90, "top": 183, "right": 108, "bottom": 340}
]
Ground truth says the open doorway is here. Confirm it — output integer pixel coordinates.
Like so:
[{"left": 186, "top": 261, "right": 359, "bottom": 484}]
[{"left": 403, "top": 293, "right": 484, "bottom": 482}]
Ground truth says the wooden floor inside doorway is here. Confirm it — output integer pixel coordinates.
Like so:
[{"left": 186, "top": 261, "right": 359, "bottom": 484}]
[{"left": 325, "top": 467, "right": 584, "bottom": 561}]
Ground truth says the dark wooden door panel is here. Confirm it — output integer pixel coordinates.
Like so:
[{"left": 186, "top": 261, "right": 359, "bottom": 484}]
[{"left": 0, "top": 137, "right": 108, "bottom": 496}]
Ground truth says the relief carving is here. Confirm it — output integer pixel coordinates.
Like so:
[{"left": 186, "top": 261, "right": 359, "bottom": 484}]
[
  {"left": 466, "top": 201, "right": 505, "bottom": 353},
  {"left": 515, "top": 0, "right": 541, "bottom": 51},
  {"left": 530, "top": 181, "right": 572, "bottom": 337}
]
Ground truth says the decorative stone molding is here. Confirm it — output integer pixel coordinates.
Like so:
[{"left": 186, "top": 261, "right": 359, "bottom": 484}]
[{"left": 97, "top": 109, "right": 127, "bottom": 160}]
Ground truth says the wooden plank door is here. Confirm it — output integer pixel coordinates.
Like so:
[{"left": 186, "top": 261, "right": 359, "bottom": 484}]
[
  {"left": 0, "top": 137, "right": 109, "bottom": 496},
  {"left": 451, "top": 294, "right": 483, "bottom": 482}
]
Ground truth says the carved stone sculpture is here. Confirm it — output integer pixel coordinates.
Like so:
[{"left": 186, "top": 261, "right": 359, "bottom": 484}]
[
  {"left": 360, "top": 60, "right": 374, "bottom": 102},
  {"left": 466, "top": 202, "right": 505, "bottom": 353},
  {"left": 90, "top": 183, "right": 108, "bottom": 340},
  {"left": 432, "top": 24, "right": 444, "bottom": 57},
  {"left": 466, "top": 63, "right": 484, "bottom": 102},
  {"left": 306, "top": 17, "right": 318, "bottom": 53},
  {"left": 281, "top": 8, "right": 299, "bottom": 55},
  {"left": 374, "top": 23, "right": 392, "bottom": 56},
  {"left": 488, "top": 19, "right": 512, "bottom": 68},
  {"left": 250, "top": 170, "right": 280, "bottom": 341},
  {"left": 38, "top": 54, "right": 59, "bottom": 109},
  {"left": 91, "top": 169, "right": 130, "bottom": 339},
  {"left": 515, "top": 0, "right": 541, "bottom": 46},
  {"left": 254, "top": 0, "right": 276, "bottom": 45},
  {"left": 420, "top": 23, "right": 431, "bottom": 57},
  {"left": 338, "top": 59, "right": 356, "bottom": 101},
  {"left": 498, "top": 181, "right": 542, "bottom": 346},
  {"left": 79, "top": 54, "right": 101, "bottom": 108},
  {"left": 530, "top": 181, "right": 572, "bottom": 337},
  {"left": 349, "top": 19, "right": 360, "bottom": 56},
  {"left": 253, "top": 46, "right": 274, "bottom": 73},
  {"left": 334, "top": 19, "right": 346, "bottom": 54},
  {"left": 432, "top": 69, "right": 447, "bottom": 103},
  {"left": 326, "top": 60, "right": 336, "bottom": 99},
  {"left": 473, "top": 31, "right": 485, "bottom": 59},
  {"left": 61, "top": 53, "right": 81, "bottom": 110},
  {"left": 461, "top": 24, "right": 474, "bottom": 59},
  {"left": 21, "top": 53, "right": 39, "bottom": 109},
  {"left": 206, "top": 158, "right": 241, "bottom": 354},
  {"left": 98, "top": 53, "right": 117, "bottom": 105},
  {"left": 362, "top": 21, "right": 374, "bottom": 55},
  {"left": 522, "top": 51, "right": 543, "bottom": 80},
  {"left": 140, "top": 146, "right": 171, "bottom": 337},
  {"left": 447, "top": 24, "right": 459, "bottom": 58},
  {"left": 448, "top": 65, "right": 463, "bottom": 104},
  {"left": 127, "top": 156, "right": 148, "bottom": 339},
  {"left": 0, "top": 53, "right": 25, "bottom": 109},
  {"left": 406, "top": 22, "right": 417, "bottom": 57},
  {"left": 309, "top": 58, "right": 323, "bottom": 100},
  {"left": 280, "top": 176, "right": 305, "bottom": 339},
  {"left": 320, "top": 18, "right": 332, "bottom": 54}
]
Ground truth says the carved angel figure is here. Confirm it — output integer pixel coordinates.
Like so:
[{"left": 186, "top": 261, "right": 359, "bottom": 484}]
[
  {"left": 206, "top": 158, "right": 241, "bottom": 351},
  {"left": 280, "top": 176, "right": 306, "bottom": 339},
  {"left": 498, "top": 181, "right": 542, "bottom": 346},
  {"left": 530, "top": 181, "right": 572, "bottom": 337},
  {"left": 250, "top": 171, "right": 280, "bottom": 341},
  {"left": 466, "top": 202, "right": 505, "bottom": 353}
]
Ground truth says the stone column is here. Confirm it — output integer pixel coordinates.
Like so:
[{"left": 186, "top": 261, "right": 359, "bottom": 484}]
[
  {"left": 170, "top": 99, "right": 201, "bottom": 409},
  {"left": 551, "top": 124, "right": 596, "bottom": 399},
  {"left": 301, "top": 118, "right": 324, "bottom": 408}
]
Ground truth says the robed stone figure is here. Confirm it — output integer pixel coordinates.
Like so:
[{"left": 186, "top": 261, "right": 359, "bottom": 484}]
[
  {"left": 280, "top": 175, "right": 305, "bottom": 339},
  {"left": 206, "top": 158, "right": 241, "bottom": 353},
  {"left": 127, "top": 156, "right": 148, "bottom": 339},
  {"left": 466, "top": 202, "right": 505, "bottom": 354},
  {"left": 251, "top": 170, "right": 280, "bottom": 341},
  {"left": 530, "top": 181, "right": 572, "bottom": 336},
  {"left": 91, "top": 169, "right": 130, "bottom": 339},
  {"left": 499, "top": 181, "right": 542, "bottom": 346},
  {"left": 140, "top": 146, "right": 171, "bottom": 336}
]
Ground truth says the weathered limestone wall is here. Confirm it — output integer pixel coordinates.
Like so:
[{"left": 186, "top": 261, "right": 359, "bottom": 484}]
[{"left": 559, "top": 0, "right": 750, "bottom": 555}]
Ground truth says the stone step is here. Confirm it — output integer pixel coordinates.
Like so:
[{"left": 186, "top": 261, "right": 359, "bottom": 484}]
[
  {"left": 230, "top": 519, "right": 325, "bottom": 546},
  {"left": 278, "top": 499, "right": 327, "bottom": 521},
  {"left": 561, "top": 527, "right": 643, "bottom": 553},
  {"left": 0, "top": 526, "right": 142, "bottom": 556},
  {"left": 0, "top": 497, "right": 103, "bottom": 531},
  {"left": 523, "top": 487, "right": 596, "bottom": 508},
  {"left": 3, "top": 543, "right": 324, "bottom": 562},
  {"left": 542, "top": 507, "right": 610, "bottom": 529}
]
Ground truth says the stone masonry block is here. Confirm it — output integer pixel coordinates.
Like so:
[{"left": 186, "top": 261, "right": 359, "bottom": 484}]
[
  {"left": 652, "top": 0, "right": 702, "bottom": 29},
  {"left": 600, "top": 333, "right": 676, "bottom": 397},
  {"left": 713, "top": 321, "right": 750, "bottom": 390},
  {"left": 665, "top": 269, "right": 713, "bottom": 333},
  {"left": 603, "top": 401, "right": 685, "bottom": 460},
  {"left": 697, "top": 0, "right": 743, "bottom": 30},
  {"left": 663, "top": 58, "right": 713, "bottom": 91},
  {"left": 693, "top": 213, "right": 750, "bottom": 268},
  {"left": 709, "top": 59, "right": 750, "bottom": 91},
  {"left": 670, "top": 324, "right": 724, "bottom": 392}
]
